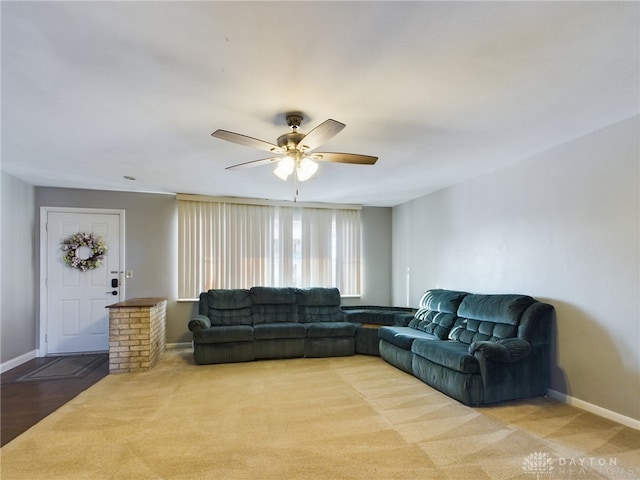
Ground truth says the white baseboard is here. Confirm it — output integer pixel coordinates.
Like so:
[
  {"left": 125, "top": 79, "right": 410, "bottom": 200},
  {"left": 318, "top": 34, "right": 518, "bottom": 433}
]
[
  {"left": 165, "top": 342, "right": 192, "bottom": 350},
  {"left": 1, "top": 350, "right": 37, "bottom": 374},
  {"left": 547, "top": 389, "right": 640, "bottom": 430}
]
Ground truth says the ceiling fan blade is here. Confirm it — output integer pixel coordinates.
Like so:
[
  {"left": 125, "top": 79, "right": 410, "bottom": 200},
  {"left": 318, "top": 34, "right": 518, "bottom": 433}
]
[
  {"left": 225, "top": 157, "right": 282, "bottom": 170},
  {"left": 298, "top": 119, "right": 346, "bottom": 152},
  {"left": 311, "top": 152, "right": 378, "bottom": 165},
  {"left": 212, "top": 130, "right": 284, "bottom": 154}
]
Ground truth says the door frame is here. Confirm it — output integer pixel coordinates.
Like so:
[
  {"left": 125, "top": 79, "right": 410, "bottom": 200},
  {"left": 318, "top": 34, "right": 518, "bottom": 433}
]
[{"left": 39, "top": 207, "right": 126, "bottom": 357}]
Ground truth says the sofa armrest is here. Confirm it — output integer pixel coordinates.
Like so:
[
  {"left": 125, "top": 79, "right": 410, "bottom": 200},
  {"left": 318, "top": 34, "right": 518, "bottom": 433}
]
[
  {"left": 188, "top": 314, "right": 212, "bottom": 332},
  {"left": 469, "top": 338, "right": 531, "bottom": 363}
]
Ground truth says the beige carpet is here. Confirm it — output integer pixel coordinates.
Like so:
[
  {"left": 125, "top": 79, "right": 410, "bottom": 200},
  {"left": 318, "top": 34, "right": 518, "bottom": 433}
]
[{"left": 1, "top": 350, "right": 638, "bottom": 479}]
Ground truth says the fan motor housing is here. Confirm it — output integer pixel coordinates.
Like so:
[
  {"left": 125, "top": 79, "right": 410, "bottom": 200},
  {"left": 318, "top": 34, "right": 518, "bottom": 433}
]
[
  {"left": 277, "top": 132, "right": 305, "bottom": 150},
  {"left": 285, "top": 112, "right": 304, "bottom": 129}
]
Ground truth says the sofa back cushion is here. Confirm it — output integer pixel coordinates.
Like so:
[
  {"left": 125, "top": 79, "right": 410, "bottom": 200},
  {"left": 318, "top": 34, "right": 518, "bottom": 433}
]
[
  {"left": 199, "top": 289, "right": 253, "bottom": 326},
  {"left": 250, "top": 287, "right": 299, "bottom": 324},
  {"left": 407, "top": 289, "right": 468, "bottom": 339},
  {"left": 296, "top": 288, "right": 344, "bottom": 323},
  {"left": 419, "top": 289, "right": 469, "bottom": 313},
  {"left": 449, "top": 294, "right": 535, "bottom": 344}
]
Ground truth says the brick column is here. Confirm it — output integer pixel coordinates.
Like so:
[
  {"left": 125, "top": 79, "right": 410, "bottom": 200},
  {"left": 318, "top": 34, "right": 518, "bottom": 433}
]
[{"left": 106, "top": 297, "right": 167, "bottom": 373}]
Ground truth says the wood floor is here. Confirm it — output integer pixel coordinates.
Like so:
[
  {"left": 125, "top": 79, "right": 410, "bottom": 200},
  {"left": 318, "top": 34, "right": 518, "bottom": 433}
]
[{"left": 1, "top": 355, "right": 108, "bottom": 447}]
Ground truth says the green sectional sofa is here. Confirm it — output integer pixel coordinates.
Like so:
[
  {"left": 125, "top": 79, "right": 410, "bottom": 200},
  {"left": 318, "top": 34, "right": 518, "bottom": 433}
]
[{"left": 188, "top": 286, "right": 553, "bottom": 407}]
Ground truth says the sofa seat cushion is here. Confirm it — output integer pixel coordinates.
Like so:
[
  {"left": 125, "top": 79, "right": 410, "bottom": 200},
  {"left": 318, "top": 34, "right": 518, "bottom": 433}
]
[
  {"left": 379, "top": 326, "right": 439, "bottom": 351},
  {"left": 254, "top": 322, "right": 306, "bottom": 340},
  {"left": 411, "top": 339, "right": 479, "bottom": 374},
  {"left": 192, "top": 325, "right": 254, "bottom": 344},
  {"left": 305, "top": 322, "right": 356, "bottom": 338}
]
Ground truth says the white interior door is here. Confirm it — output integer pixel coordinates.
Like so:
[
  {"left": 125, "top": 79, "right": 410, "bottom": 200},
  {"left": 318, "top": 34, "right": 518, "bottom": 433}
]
[{"left": 45, "top": 211, "right": 122, "bottom": 354}]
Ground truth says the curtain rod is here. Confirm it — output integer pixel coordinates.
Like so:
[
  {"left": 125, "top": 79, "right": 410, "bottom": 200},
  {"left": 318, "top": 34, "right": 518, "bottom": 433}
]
[{"left": 176, "top": 194, "right": 362, "bottom": 211}]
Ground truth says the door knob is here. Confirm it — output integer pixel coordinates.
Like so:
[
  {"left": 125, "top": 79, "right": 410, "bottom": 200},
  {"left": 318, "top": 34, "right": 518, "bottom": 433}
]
[{"left": 106, "top": 290, "right": 118, "bottom": 295}]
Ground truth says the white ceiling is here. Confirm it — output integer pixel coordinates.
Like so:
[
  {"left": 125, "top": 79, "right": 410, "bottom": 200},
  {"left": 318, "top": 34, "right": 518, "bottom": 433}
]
[{"left": 2, "top": 1, "right": 638, "bottom": 207}]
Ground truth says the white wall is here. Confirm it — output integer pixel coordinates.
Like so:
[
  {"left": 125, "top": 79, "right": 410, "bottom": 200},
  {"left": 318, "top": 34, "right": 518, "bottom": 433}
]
[
  {"left": 392, "top": 116, "right": 639, "bottom": 421},
  {"left": 1, "top": 173, "right": 37, "bottom": 364}
]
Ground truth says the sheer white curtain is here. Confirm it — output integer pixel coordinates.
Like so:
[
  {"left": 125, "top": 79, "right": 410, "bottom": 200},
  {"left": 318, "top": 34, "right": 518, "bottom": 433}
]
[{"left": 178, "top": 196, "right": 361, "bottom": 299}]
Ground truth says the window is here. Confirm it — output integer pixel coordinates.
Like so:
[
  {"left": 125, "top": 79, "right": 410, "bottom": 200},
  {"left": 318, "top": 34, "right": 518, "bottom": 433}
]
[{"left": 177, "top": 195, "right": 361, "bottom": 299}]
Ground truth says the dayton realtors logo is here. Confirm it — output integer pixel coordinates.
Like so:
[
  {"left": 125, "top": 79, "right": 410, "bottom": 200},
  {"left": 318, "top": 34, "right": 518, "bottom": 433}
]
[
  {"left": 522, "top": 452, "right": 554, "bottom": 479},
  {"left": 523, "top": 452, "right": 638, "bottom": 479}
]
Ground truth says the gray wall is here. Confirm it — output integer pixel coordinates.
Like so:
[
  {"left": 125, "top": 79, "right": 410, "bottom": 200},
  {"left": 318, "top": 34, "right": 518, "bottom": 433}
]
[
  {"left": 346, "top": 206, "right": 392, "bottom": 307},
  {"left": 1, "top": 173, "right": 37, "bottom": 363},
  {"left": 34, "top": 188, "right": 183, "bottom": 343},
  {"left": 1, "top": 185, "right": 392, "bottom": 363},
  {"left": 392, "top": 116, "right": 639, "bottom": 421}
]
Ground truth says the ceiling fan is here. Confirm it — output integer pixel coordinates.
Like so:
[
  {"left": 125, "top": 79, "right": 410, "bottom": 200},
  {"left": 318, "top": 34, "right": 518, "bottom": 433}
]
[{"left": 211, "top": 112, "right": 377, "bottom": 182}]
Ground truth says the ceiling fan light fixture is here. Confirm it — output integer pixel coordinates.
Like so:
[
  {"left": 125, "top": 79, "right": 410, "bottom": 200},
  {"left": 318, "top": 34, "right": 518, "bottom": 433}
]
[
  {"left": 274, "top": 156, "right": 295, "bottom": 180},
  {"left": 213, "top": 112, "right": 377, "bottom": 185},
  {"left": 296, "top": 157, "right": 318, "bottom": 182}
]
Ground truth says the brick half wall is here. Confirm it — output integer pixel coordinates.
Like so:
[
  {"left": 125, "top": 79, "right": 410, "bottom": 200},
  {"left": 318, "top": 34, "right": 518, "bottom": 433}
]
[{"left": 107, "top": 298, "right": 167, "bottom": 373}]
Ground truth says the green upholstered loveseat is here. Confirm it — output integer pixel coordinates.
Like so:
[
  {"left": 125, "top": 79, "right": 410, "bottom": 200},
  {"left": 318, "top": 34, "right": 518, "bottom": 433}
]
[{"left": 379, "top": 289, "right": 554, "bottom": 406}]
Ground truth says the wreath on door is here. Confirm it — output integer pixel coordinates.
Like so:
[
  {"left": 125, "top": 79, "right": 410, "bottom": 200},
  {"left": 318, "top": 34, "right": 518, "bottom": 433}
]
[{"left": 61, "top": 232, "right": 108, "bottom": 272}]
